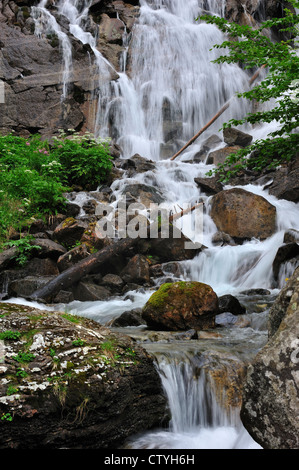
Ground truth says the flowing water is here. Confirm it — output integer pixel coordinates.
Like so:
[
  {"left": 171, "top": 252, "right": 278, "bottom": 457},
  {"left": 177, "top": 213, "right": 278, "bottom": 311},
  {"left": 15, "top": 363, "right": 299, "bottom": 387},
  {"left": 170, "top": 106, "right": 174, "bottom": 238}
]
[{"left": 26, "top": 0, "right": 299, "bottom": 449}]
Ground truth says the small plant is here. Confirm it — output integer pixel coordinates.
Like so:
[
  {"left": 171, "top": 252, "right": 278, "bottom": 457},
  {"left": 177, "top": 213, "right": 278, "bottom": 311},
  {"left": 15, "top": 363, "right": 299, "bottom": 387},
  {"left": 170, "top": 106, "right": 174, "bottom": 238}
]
[
  {"left": 16, "top": 368, "right": 29, "bottom": 378},
  {"left": 0, "top": 330, "right": 21, "bottom": 341},
  {"left": 4, "top": 235, "right": 41, "bottom": 266},
  {"left": 61, "top": 312, "right": 81, "bottom": 324},
  {"left": 72, "top": 339, "right": 85, "bottom": 347},
  {"left": 1, "top": 413, "right": 13, "bottom": 422},
  {"left": 12, "top": 351, "right": 36, "bottom": 363},
  {"left": 7, "top": 385, "right": 19, "bottom": 396}
]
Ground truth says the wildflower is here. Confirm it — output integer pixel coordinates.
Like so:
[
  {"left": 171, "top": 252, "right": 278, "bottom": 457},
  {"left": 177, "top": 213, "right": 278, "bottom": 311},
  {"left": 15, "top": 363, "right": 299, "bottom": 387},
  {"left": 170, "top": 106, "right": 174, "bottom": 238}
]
[{"left": 26, "top": 142, "right": 30, "bottom": 146}]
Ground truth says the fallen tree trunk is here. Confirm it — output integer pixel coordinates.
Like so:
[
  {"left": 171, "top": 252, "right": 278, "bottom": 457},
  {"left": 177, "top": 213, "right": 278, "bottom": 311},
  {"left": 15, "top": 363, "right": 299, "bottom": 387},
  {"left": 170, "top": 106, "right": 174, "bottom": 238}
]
[
  {"left": 30, "top": 237, "right": 137, "bottom": 303},
  {"left": 170, "top": 65, "right": 267, "bottom": 161},
  {"left": 29, "top": 205, "right": 201, "bottom": 303}
]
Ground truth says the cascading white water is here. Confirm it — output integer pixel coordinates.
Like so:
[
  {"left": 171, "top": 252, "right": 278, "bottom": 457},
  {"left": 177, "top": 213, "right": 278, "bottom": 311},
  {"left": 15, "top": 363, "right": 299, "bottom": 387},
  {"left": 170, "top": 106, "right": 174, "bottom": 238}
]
[
  {"left": 100, "top": 0, "right": 250, "bottom": 160},
  {"left": 27, "top": 0, "right": 299, "bottom": 450}
]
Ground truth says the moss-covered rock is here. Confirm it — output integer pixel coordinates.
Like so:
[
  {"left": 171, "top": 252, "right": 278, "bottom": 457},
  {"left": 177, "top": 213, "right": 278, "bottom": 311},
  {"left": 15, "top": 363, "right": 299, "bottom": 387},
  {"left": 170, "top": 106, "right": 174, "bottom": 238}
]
[
  {"left": 0, "top": 302, "right": 168, "bottom": 449},
  {"left": 142, "top": 281, "right": 219, "bottom": 331}
]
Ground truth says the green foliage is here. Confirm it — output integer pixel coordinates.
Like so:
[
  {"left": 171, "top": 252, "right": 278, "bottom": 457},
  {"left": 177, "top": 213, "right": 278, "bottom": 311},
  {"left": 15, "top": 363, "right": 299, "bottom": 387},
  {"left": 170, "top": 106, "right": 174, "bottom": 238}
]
[
  {"left": 0, "top": 130, "right": 113, "bottom": 243},
  {"left": 1, "top": 413, "right": 13, "bottom": 422},
  {"left": 200, "top": 1, "right": 299, "bottom": 181},
  {"left": 51, "top": 130, "right": 113, "bottom": 188},
  {"left": 12, "top": 351, "right": 36, "bottom": 363},
  {"left": 0, "top": 330, "right": 21, "bottom": 341},
  {"left": 4, "top": 235, "right": 41, "bottom": 266}
]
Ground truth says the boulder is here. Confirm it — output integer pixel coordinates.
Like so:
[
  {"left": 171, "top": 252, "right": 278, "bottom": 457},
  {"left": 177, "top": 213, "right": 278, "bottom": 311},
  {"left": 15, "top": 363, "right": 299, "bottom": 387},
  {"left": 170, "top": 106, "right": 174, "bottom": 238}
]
[
  {"left": 57, "top": 244, "right": 91, "bottom": 272},
  {"left": 241, "top": 266, "right": 299, "bottom": 448},
  {"left": 110, "top": 308, "right": 144, "bottom": 327},
  {"left": 0, "top": 302, "right": 167, "bottom": 449},
  {"left": 272, "top": 243, "right": 299, "bottom": 282},
  {"left": 53, "top": 218, "right": 88, "bottom": 249},
  {"left": 223, "top": 127, "right": 253, "bottom": 147},
  {"left": 218, "top": 294, "right": 246, "bottom": 315},
  {"left": 8, "top": 276, "right": 55, "bottom": 298},
  {"left": 210, "top": 188, "right": 276, "bottom": 240},
  {"left": 121, "top": 183, "right": 165, "bottom": 208},
  {"left": 31, "top": 238, "right": 67, "bottom": 260},
  {"left": 206, "top": 146, "right": 242, "bottom": 165},
  {"left": 72, "top": 281, "right": 111, "bottom": 302},
  {"left": 121, "top": 254, "right": 150, "bottom": 285},
  {"left": 0, "top": 247, "right": 18, "bottom": 270},
  {"left": 267, "top": 156, "right": 299, "bottom": 203},
  {"left": 194, "top": 176, "right": 224, "bottom": 195},
  {"left": 142, "top": 281, "right": 219, "bottom": 331}
]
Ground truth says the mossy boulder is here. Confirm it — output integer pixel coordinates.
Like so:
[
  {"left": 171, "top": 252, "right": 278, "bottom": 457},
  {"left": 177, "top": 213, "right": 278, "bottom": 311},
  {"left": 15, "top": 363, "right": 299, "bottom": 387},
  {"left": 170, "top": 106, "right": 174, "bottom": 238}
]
[
  {"left": 0, "top": 302, "right": 168, "bottom": 449},
  {"left": 142, "top": 281, "right": 219, "bottom": 331}
]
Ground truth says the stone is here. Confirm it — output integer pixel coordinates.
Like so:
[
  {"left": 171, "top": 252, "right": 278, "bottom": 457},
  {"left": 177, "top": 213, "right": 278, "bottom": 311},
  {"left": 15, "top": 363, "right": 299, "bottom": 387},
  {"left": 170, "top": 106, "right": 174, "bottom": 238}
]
[
  {"left": 53, "top": 218, "right": 88, "bottom": 249},
  {"left": 218, "top": 294, "right": 246, "bottom": 315},
  {"left": 0, "top": 302, "right": 167, "bottom": 449},
  {"left": 57, "top": 244, "right": 91, "bottom": 272},
  {"left": 272, "top": 243, "right": 299, "bottom": 282},
  {"left": 110, "top": 308, "right": 144, "bottom": 327},
  {"left": 283, "top": 229, "right": 299, "bottom": 244},
  {"left": 210, "top": 188, "right": 276, "bottom": 240},
  {"left": 267, "top": 156, "right": 299, "bottom": 202},
  {"left": 121, "top": 254, "right": 150, "bottom": 285},
  {"left": 0, "top": 247, "right": 18, "bottom": 270},
  {"left": 31, "top": 238, "right": 67, "bottom": 260},
  {"left": 223, "top": 127, "right": 253, "bottom": 147},
  {"left": 121, "top": 183, "right": 165, "bottom": 208},
  {"left": 8, "top": 276, "right": 55, "bottom": 297},
  {"left": 240, "top": 266, "right": 299, "bottom": 449},
  {"left": 206, "top": 146, "right": 242, "bottom": 165},
  {"left": 102, "top": 273, "right": 124, "bottom": 289},
  {"left": 73, "top": 282, "right": 111, "bottom": 301},
  {"left": 211, "top": 231, "right": 236, "bottom": 246},
  {"left": 194, "top": 176, "right": 224, "bottom": 195},
  {"left": 25, "top": 257, "right": 59, "bottom": 276},
  {"left": 142, "top": 281, "right": 219, "bottom": 331}
]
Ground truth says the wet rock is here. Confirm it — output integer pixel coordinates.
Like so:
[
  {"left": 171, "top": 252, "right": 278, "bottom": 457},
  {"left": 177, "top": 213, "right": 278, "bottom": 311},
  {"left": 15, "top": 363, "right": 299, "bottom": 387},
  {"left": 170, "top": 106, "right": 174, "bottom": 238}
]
[
  {"left": 223, "top": 127, "right": 253, "bottom": 147},
  {"left": 0, "top": 302, "right": 167, "bottom": 449},
  {"left": 121, "top": 254, "right": 151, "bottom": 285},
  {"left": 142, "top": 281, "right": 219, "bottom": 331},
  {"left": 8, "top": 276, "right": 55, "bottom": 298},
  {"left": 73, "top": 281, "right": 110, "bottom": 301},
  {"left": 121, "top": 183, "right": 165, "bottom": 208},
  {"left": 25, "top": 258, "right": 59, "bottom": 277},
  {"left": 30, "top": 238, "right": 67, "bottom": 260},
  {"left": 57, "top": 244, "right": 91, "bottom": 272},
  {"left": 206, "top": 146, "right": 242, "bottom": 165},
  {"left": 272, "top": 243, "right": 299, "bottom": 282},
  {"left": 52, "top": 290, "right": 74, "bottom": 303},
  {"left": 0, "top": 247, "right": 18, "bottom": 270},
  {"left": 267, "top": 156, "right": 299, "bottom": 203},
  {"left": 283, "top": 229, "right": 299, "bottom": 244},
  {"left": 102, "top": 273, "right": 124, "bottom": 290},
  {"left": 211, "top": 231, "right": 236, "bottom": 246},
  {"left": 110, "top": 308, "right": 144, "bottom": 327},
  {"left": 215, "top": 312, "right": 238, "bottom": 327},
  {"left": 210, "top": 188, "right": 276, "bottom": 241},
  {"left": 53, "top": 218, "right": 88, "bottom": 249},
  {"left": 194, "top": 176, "right": 224, "bottom": 195},
  {"left": 218, "top": 294, "right": 246, "bottom": 315},
  {"left": 241, "top": 266, "right": 299, "bottom": 449}
]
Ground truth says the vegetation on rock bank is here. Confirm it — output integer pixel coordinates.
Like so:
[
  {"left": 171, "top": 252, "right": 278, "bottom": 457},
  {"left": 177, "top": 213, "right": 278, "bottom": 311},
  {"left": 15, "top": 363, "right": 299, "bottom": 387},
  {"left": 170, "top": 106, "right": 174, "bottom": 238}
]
[{"left": 0, "top": 131, "right": 113, "bottom": 246}]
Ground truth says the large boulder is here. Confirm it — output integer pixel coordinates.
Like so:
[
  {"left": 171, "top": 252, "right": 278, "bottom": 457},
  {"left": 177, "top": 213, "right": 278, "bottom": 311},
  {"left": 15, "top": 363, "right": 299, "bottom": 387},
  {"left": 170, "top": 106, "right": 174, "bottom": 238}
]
[
  {"left": 240, "top": 266, "right": 299, "bottom": 449},
  {"left": 210, "top": 188, "right": 276, "bottom": 241},
  {"left": 142, "top": 281, "right": 219, "bottom": 331},
  {"left": 0, "top": 302, "right": 168, "bottom": 449}
]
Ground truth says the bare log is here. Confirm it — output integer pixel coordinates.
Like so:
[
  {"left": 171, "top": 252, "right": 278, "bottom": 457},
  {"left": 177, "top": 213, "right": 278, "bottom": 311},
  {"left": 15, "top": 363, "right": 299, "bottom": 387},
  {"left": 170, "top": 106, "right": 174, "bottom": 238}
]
[
  {"left": 29, "top": 237, "right": 137, "bottom": 303},
  {"left": 170, "top": 65, "right": 267, "bottom": 161}
]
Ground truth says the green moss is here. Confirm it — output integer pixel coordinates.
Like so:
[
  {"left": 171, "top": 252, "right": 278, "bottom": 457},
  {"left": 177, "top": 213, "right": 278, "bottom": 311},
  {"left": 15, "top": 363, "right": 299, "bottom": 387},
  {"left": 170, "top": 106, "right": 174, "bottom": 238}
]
[{"left": 146, "top": 281, "right": 209, "bottom": 310}]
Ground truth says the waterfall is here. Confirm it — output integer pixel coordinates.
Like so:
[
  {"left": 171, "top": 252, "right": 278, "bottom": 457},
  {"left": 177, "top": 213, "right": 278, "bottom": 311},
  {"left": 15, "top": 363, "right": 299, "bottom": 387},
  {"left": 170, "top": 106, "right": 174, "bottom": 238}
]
[{"left": 25, "top": 0, "right": 299, "bottom": 450}]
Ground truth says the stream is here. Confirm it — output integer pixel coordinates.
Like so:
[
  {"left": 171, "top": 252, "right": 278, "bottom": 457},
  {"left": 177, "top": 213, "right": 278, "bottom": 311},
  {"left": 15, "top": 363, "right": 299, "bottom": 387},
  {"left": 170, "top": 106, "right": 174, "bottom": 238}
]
[{"left": 11, "top": 0, "right": 299, "bottom": 449}]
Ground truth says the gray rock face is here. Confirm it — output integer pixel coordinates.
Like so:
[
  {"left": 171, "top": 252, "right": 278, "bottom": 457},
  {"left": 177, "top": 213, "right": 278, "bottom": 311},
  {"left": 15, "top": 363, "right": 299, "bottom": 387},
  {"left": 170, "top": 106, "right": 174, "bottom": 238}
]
[
  {"left": 0, "top": 0, "right": 140, "bottom": 137},
  {"left": 240, "top": 266, "right": 299, "bottom": 449}
]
